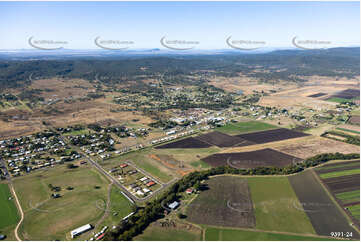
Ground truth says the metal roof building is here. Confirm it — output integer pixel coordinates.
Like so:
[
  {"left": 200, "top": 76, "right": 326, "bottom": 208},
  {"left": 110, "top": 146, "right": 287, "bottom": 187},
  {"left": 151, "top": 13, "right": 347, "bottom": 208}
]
[
  {"left": 70, "top": 224, "right": 92, "bottom": 238},
  {"left": 168, "top": 201, "right": 180, "bottom": 210}
]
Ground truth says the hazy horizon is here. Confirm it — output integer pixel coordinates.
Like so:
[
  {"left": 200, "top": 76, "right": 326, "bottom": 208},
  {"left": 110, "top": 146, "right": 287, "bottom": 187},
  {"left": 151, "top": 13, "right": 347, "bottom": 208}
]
[{"left": 0, "top": 1, "right": 359, "bottom": 50}]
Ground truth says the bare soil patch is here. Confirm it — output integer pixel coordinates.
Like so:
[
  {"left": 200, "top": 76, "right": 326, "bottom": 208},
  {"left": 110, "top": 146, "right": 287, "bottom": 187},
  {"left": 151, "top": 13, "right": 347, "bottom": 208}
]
[
  {"left": 202, "top": 148, "right": 301, "bottom": 168},
  {"left": 322, "top": 174, "right": 360, "bottom": 194},
  {"left": 196, "top": 131, "right": 254, "bottom": 147},
  {"left": 275, "top": 137, "right": 360, "bottom": 159},
  {"left": 308, "top": 93, "right": 327, "bottom": 98},
  {"left": 155, "top": 137, "right": 211, "bottom": 149},
  {"left": 329, "top": 89, "right": 360, "bottom": 100},
  {"left": 235, "top": 128, "right": 310, "bottom": 144}
]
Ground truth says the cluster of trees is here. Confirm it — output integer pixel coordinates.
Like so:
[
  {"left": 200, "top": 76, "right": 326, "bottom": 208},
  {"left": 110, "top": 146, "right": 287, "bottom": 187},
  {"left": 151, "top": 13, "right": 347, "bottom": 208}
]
[
  {"left": 322, "top": 131, "right": 360, "bottom": 146},
  {"left": 105, "top": 152, "right": 359, "bottom": 240},
  {"left": 149, "top": 120, "right": 178, "bottom": 130}
]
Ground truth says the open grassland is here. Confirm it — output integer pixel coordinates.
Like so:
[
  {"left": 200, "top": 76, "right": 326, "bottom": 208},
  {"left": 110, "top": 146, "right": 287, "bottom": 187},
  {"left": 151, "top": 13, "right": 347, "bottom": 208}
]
[
  {"left": 190, "top": 160, "right": 211, "bottom": 169},
  {"left": 62, "top": 129, "right": 91, "bottom": 136},
  {"left": 99, "top": 186, "right": 134, "bottom": 228},
  {"left": 326, "top": 97, "right": 353, "bottom": 103},
  {"left": 0, "top": 184, "right": 19, "bottom": 229},
  {"left": 134, "top": 224, "right": 202, "bottom": 241},
  {"left": 101, "top": 149, "right": 174, "bottom": 183},
  {"left": 215, "top": 121, "right": 277, "bottom": 135},
  {"left": 319, "top": 168, "right": 360, "bottom": 179},
  {"left": 204, "top": 227, "right": 336, "bottom": 241},
  {"left": 154, "top": 147, "right": 221, "bottom": 164},
  {"left": 247, "top": 176, "right": 315, "bottom": 234},
  {"left": 13, "top": 165, "right": 110, "bottom": 241},
  {"left": 186, "top": 176, "right": 255, "bottom": 228},
  {"left": 336, "top": 190, "right": 360, "bottom": 204}
]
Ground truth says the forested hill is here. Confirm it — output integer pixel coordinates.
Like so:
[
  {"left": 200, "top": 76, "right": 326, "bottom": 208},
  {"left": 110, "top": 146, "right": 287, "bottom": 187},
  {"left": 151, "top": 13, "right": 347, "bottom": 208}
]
[{"left": 0, "top": 47, "right": 359, "bottom": 89}]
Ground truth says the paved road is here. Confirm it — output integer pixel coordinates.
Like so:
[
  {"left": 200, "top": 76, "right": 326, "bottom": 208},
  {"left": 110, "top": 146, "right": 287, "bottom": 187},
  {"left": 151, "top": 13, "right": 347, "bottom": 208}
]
[{"left": 56, "top": 130, "right": 178, "bottom": 203}]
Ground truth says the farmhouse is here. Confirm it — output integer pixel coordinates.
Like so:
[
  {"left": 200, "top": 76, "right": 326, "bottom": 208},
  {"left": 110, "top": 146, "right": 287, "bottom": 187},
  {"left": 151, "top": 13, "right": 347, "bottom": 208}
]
[
  {"left": 146, "top": 181, "right": 155, "bottom": 187},
  {"left": 70, "top": 224, "right": 93, "bottom": 238},
  {"left": 186, "top": 188, "right": 193, "bottom": 194}
]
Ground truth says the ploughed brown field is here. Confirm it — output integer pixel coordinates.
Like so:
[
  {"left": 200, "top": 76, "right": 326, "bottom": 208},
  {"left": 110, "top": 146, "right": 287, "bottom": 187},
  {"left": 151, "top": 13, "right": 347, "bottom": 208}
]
[
  {"left": 186, "top": 176, "right": 255, "bottom": 228},
  {"left": 288, "top": 170, "right": 359, "bottom": 239},
  {"left": 329, "top": 89, "right": 360, "bottom": 100},
  {"left": 317, "top": 160, "right": 360, "bottom": 194},
  {"left": 195, "top": 131, "right": 254, "bottom": 147},
  {"left": 155, "top": 137, "right": 211, "bottom": 149},
  {"left": 201, "top": 148, "right": 302, "bottom": 168},
  {"left": 317, "top": 165, "right": 360, "bottom": 174},
  {"left": 235, "top": 128, "right": 310, "bottom": 144},
  {"left": 308, "top": 92, "right": 327, "bottom": 98},
  {"left": 322, "top": 175, "right": 360, "bottom": 194}
]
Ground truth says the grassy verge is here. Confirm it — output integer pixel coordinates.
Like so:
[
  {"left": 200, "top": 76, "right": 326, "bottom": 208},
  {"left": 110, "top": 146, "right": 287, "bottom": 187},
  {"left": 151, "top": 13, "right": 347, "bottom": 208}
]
[{"left": 0, "top": 184, "right": 19, "bottom": 229}]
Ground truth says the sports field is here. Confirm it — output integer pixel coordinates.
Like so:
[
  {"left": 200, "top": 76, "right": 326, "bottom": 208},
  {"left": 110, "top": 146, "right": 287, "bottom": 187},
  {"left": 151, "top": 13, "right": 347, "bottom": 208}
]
[
  {"left": 98, "top": 186, "right": 134, "bottom": 228},
  {"left": 247, "top": 177, "right": 315, "bottom": 234},
  {"left": 13, "top": 165, "right": 110, "bottom": 240},
  {"left": 204, "top": 227, "right": 336, "bottom": 241},
  {"left": 215, "top": 121, "right": 277, "bottom": 135},
  {"left": 0, "top": 184, "right": 19, "bottom": 229}
]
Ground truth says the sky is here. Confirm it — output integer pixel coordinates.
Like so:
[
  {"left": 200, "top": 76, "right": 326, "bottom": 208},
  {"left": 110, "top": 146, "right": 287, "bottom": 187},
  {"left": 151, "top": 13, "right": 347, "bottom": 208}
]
[{"left": 0, "top": 1, "right": 359, "bottom": 50}]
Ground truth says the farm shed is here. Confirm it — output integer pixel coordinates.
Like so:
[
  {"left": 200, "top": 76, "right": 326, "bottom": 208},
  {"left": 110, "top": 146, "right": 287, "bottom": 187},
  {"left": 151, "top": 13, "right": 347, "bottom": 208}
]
[{"left": 70, "top": 224, "right": 93, "bottom": 238}]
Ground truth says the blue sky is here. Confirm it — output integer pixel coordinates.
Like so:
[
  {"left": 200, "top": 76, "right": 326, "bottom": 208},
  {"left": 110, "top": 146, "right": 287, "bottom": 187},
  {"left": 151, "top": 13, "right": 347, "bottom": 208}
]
[{"left": 0, "top": 1, "right": 359, "bottom": 49}]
